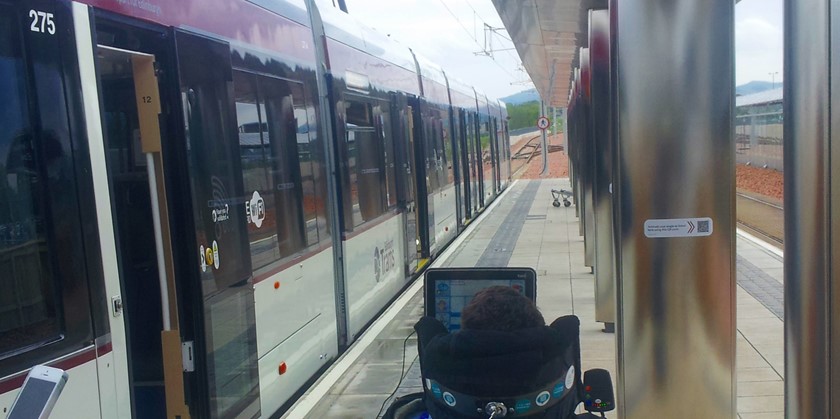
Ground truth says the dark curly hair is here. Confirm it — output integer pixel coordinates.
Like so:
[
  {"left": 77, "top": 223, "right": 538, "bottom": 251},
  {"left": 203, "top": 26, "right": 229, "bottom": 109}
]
[{"left": 461, "top": 286, "right": 544, "bottom": 331}]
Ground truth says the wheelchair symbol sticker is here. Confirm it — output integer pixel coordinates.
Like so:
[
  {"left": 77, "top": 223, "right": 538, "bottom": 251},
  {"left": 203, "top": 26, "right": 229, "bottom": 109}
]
[
  {"left": 443, "top": 392, "right": 456, "bottom": 406},
  {"left": 565, "top": 366, "right": 576, "bottom": 389},
  {"left": 535, "top": 391, "right": 551, "bottom": 406}
]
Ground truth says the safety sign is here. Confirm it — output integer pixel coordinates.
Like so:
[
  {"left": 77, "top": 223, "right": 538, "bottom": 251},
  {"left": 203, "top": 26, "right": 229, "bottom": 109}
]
[{"left": 537, "top": 116, "right": 550, "bottom": 130}]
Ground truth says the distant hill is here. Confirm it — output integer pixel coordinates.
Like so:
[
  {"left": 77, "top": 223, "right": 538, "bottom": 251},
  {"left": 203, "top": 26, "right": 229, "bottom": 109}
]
[
  {"left": 736, "top": 81, "right": 781, "bottom": 96},
  {"left": 501, "top": 88, "right": 540, "bottom": 105}
]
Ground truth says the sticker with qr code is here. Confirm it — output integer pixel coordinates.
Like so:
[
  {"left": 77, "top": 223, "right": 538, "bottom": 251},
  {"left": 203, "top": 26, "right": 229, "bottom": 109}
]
[{"left": 644, "top": 217, "right": 713, "bottom": 238}]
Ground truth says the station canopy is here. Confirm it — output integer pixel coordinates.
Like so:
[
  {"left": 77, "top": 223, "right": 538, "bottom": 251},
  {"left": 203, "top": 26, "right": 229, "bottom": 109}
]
[
  {"left": 492, "top": 0, "right": 742, "bottom": 107},
  {"left": 491, "top": 0, "right": 606, "bottom": 107}
]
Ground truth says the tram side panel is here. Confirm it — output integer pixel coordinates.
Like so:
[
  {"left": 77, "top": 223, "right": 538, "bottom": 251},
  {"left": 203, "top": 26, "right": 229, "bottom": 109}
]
[
  {"left": 0, "top": 1, "right": 130, "bottom": 417},
  {"left": 324, "top": 37, "right": 418, "bottom": 341},
  {"left": 227, "top": 46, "right": 340, "bottom": 416},
  {"left": 86, "top": 3, "right": 341, "bottom": 415},
  {"left": 418, "top": 101, "right": 459, "bottom": 253},
  {"left": 447, "top": 85, "right": 479, "bottom": 222},
  {"left": 0, "top": 0, "right": 513, "bottom": 417}
]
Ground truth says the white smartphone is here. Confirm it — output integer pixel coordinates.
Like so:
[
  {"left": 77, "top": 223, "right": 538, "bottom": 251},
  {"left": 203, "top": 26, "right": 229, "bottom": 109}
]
[{"left": 6, "top": 365, "right": 68, "bottom": 419}]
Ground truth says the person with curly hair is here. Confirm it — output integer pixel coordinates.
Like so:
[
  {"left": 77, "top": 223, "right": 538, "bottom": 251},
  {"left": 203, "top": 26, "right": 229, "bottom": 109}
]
[{"left": 459, "top": 285, "right": 545, "bottom": 331}]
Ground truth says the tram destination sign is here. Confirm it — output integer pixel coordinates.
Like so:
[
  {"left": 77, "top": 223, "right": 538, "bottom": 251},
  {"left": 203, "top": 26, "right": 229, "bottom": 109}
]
[{"left": 644, "top": 217, "right": 713, "bottom": 238}]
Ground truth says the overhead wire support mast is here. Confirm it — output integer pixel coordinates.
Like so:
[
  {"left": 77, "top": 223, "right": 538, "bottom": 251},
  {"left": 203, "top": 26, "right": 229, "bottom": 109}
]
[{"left": 474, "top": 23, "right": 516, "bottom": 57}]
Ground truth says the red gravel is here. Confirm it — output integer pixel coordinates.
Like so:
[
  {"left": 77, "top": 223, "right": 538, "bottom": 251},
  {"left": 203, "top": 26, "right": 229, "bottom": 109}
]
[
  {"left": 511, "top": 136, "right": 784, "bottom": 202},
  {"left": 514, "top": 134, "right": 569, "bottom": 179},
  {"left": 736, "top": 164, "right": 784, "bottom": 201}
]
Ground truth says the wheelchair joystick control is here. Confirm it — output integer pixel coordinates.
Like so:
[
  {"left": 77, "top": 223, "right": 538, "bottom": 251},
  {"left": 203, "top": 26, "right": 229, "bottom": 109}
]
[{"left": 483, "top": 401, "right": 508, "bottom": 418}]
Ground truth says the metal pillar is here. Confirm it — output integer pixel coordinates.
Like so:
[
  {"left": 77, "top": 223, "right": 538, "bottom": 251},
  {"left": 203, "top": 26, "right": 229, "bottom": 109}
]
[
  {"left": 580, "top": 47, "right": 595, "bottom": 268},
  {"left": 589, "top": 9, "right": 615, "bottom": 330},
  {"left": 613, "top": 1, "right": 735, "bottom": 417},
  {"left": 574, "top": 69, "right": 583, "bottom": 224},
  {"left": 785, "top": 0, "right": 838, "bottom": 417}
]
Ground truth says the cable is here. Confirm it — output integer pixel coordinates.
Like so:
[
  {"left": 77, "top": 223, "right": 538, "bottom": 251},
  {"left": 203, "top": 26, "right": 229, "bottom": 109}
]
[
  {"left": 376, "top": 330, "right": 418, "bottom": 419},
  {"left": 432, "top": 0, "right": 520, "bottom": 81},
  {"left": 435, "top": 0, "right": 482, "bottom": 45},
  {"left": 462, "top": 0, "right": 514, "bottom": 43}
]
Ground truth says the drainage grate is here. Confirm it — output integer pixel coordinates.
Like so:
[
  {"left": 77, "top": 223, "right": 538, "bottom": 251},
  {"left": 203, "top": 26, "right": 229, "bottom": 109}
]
[{"left": 525, "top": 215, "right": 546, "bottom": 221}]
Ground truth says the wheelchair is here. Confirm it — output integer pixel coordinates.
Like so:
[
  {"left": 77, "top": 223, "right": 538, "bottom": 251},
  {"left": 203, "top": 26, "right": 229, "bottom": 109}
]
[{"left": 384, "top": 315, "right": 614, "bottom": 419}]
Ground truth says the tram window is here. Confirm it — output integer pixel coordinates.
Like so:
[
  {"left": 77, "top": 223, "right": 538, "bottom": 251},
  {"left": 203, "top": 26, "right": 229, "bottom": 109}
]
[
  {"left": 0, "top": 11, "right": 61, "bottom": 356},
  {"left": 344, "top": 99, "right": 386, "bottom": 228},
  {"left": 294, "top": 104, "right": 320, "bottom": 246},
  {"left": 375, "top": 105, "right": 397, "bottom": 208},
  {"left": 234, "top": 71, "right": 312, "bottom": 269},
  {"left": 261, "top": 77, "right": 308, "bottom": 255},
  {"left": 234, "top": 71, "right": 281, "bottom": 270}
]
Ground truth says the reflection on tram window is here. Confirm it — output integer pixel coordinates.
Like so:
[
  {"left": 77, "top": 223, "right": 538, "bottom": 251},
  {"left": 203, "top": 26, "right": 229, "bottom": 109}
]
[
  {"left": 0, "top": 12, "right": 60, "bottom": 357},
  {"left": 377, "top": 106, "right": 397, "bottom": 208},
  {"left": 343, "top": 99, "right": 387, "bottom": 228},
  {"left": 234, "top": 71, "right": 321, "bottom": 272}
]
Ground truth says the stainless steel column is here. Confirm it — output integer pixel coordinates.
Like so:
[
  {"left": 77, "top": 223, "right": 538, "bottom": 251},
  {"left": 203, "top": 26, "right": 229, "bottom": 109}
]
[
  {"left": 613, "top": 1, "right": 735, "bottom": 417},
  {"left": 784, "top": 1, "right": 837, "bottom": 417},
  {"left": 589, "top": 9, "right": 615, "bottom": 329},
  {"left": 581, "top": 47, "right": 595, "bottom": 268},
  {"left": 574, "top": 69, "right": 584, "bottom": 225}
]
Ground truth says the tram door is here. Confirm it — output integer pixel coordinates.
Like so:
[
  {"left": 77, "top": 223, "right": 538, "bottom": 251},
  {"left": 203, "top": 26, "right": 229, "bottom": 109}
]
[
  {"left": 408, "top": 97, "right": 432, "bottom": 260},
  {"left": 457, "top": 109, "right": 472, "bottom": 222},
  {"left": 96, "top": 27, "right": 260, "bottom": 419},
  {"left": 391, "top": 93, "right": 421, "bottom": 274},
  {"left": 96, "top": 45, "right": 188, "bottom": 418}
]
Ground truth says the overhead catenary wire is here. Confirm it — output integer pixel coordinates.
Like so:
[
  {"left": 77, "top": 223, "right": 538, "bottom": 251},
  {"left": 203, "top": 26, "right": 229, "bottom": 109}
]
[{"left": 432, "top": 0, "right": 520, "bottom": 80}]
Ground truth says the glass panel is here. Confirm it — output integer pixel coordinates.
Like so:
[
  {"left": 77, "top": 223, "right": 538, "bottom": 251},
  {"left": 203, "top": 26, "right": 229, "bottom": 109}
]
[
  {"left": 345, "top": 100, "right": 384, "bottom": 228},
  {"left": 234, "top": 71, "right": 280, "bottom": 271},
  {"left": 376, "top": 105, "right": 397, "bottom": 208},
  {"left": 260, "top": 77, "right": 306, "bottom": 256},
  {"left": 480, "top": 116, "right": 493, "bottom": 199},
  {"left": 176, "top": 31, "right": 259, "bottom": 419},
  {"left": 290, "top": 84, "right": 319, "bottom": 246},
  {"left": 0, "top": 8, "right": 61, "bottom": 357}
]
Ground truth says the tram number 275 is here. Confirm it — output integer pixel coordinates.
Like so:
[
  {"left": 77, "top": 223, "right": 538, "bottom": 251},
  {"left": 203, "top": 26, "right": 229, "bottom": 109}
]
[{"left": 29, "top": 10, "right": 56, "bottom": 35}]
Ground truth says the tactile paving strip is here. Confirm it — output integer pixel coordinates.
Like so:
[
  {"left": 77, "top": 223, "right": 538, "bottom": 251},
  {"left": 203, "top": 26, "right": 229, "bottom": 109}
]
[
  {"left": 475, "top": 182, "right": 541, "bottom": 267},
  {"left": 736, "top": 254, "right": 784, "bottom": 320}
]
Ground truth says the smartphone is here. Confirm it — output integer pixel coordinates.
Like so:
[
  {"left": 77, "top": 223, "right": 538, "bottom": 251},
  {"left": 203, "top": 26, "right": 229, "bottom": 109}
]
[{"left": 7, "top": 365, "right": 69, "bottom": 419}]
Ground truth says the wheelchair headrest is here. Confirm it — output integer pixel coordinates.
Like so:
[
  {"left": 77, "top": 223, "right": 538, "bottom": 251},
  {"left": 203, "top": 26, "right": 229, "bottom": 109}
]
[{"left": 415, "top": 315, "right": 583, "bottom": 407}]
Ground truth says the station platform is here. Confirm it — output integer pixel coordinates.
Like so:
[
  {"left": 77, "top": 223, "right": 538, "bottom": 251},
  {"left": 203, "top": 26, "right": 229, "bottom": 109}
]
[{"left": 283, "top": 179, "right": 785, "bottom": 419}]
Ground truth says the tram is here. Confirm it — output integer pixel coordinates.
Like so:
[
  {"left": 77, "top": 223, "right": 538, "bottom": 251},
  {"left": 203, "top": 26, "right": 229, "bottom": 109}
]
[{"left": 0, "top": 0, "right": 511, "bottom": 417}]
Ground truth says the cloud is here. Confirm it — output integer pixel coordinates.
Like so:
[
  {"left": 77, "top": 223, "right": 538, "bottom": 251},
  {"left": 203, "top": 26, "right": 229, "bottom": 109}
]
[
  {"left": 735, "top": 0, "right": 784, "bottom": 84},
  {"left": 344, "top": 0, "right": 524, "bottom": 98}
]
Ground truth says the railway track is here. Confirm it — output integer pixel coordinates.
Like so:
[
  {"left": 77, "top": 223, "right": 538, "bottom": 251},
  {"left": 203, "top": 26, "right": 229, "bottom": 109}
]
[
  {"left": 510, "top": 134, "right": 541, "bottom": 177},
  {"left": 736, "top": 191, "right": 784, "bottom": 246}
]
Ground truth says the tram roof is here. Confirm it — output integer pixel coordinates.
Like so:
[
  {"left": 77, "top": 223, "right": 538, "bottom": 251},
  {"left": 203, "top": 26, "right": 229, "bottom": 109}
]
[{"left": 492, "top": 0, "right": 744, "bottom": 107}]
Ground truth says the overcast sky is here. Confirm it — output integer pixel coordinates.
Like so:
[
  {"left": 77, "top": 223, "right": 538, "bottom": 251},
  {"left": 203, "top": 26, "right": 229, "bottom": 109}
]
[{"left": 344, "top": 0, "right": 783, "bottom": 99}]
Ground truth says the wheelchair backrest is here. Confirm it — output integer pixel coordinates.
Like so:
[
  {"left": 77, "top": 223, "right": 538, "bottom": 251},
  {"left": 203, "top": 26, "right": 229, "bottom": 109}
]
[{"left": 414, "top": 315, "right": 584, "bottom": 418}]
